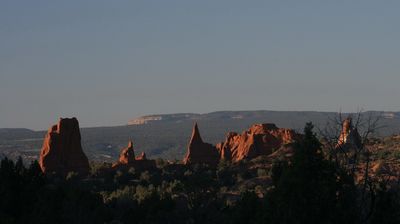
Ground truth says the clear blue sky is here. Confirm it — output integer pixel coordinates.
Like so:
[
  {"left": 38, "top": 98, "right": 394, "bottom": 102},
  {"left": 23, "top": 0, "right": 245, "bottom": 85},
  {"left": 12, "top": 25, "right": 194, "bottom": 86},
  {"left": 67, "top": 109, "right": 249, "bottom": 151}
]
[{"left": 1, "top": 0, "right": 400, "bottom": 130}]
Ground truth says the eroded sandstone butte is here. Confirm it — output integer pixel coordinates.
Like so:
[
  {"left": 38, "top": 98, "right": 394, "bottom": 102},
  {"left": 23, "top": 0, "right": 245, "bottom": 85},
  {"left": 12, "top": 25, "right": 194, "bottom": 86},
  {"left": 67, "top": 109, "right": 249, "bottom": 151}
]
[
  {"left": 39, "top": 118, "right": 89, "bottom": 176},
  {"left": 183, "top": 123, "right": 301, "bottom": 165},
  {"left": 183, "top": 123, "right": 220, "bottom": 166},
  {"left": 216, "top": 123, "right": 301, "bottom": 162}
]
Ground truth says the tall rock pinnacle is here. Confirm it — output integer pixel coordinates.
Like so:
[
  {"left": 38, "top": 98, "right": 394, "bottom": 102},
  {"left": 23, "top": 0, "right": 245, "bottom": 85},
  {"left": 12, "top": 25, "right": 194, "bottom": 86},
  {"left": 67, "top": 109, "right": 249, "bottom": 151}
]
[
  {"left": 336, "top": 117, "right": 362, "bottom": 150},
  {"left": 183, "top": 122, "right": 220, "bottom": 166},
  {"left": 118, "top": 140, "right": 136, "bottom": 164},
  {"left": 190, "top": 122, "right": 203, "bottom": 144}
]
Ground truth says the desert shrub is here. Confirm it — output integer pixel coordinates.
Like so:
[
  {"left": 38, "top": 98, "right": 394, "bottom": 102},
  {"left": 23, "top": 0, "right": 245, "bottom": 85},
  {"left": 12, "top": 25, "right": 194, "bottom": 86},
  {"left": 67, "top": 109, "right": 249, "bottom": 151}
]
[
  {"left": 155, "top": 158, "right": 167, "bottom": 169},
  {"left": 140, "top": 171, "right": 151, "bottom": 184},
  {"left": 376, "top": 150, "right": 391, "bottom": 159},
  {"left": 66, "top": 171, "right": 79, "bottom": 182},
  {"left": 392, "top": 151, "right": 400, "bottom": 160},
  {"left": 257, "top": 168, "right": 268, "bottom": 177},
  {"left": 104, "top": 186, "right": 136, "bottom": 203},
  {"left": 217, "top": 162, "right": 235, "bottom": 186}
]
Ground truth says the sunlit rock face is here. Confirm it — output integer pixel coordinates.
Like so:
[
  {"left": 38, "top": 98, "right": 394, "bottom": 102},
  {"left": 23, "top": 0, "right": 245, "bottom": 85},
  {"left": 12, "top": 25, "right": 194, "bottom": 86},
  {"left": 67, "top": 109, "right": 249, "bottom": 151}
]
[
  {"left": 136, "top": 152, "right": 147, "bottom": 160},
  {"left": 336, "top": 118, "right": 362, "bottom": 150},
  {"left": 118, "top": 140, "right": 136, "bottom": 165},
  {"left": 217, "top": 124, "right": 301, "bottom": 162},
  {"left": 183, "top": 123, "right": 220, "bottom": 166},
  {"left": 39, "top": 118, "right": 89, "bottom": 176},
  {"left": 184, "top": 122, "right": 301, "bottom": 166}
]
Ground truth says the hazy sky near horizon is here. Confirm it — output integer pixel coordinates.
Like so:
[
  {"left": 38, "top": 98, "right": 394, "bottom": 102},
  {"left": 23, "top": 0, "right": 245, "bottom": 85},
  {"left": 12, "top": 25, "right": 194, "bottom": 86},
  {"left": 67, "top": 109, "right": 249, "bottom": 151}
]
[{"left": 1, "top": 1, "right": 400, "bottom": 130}]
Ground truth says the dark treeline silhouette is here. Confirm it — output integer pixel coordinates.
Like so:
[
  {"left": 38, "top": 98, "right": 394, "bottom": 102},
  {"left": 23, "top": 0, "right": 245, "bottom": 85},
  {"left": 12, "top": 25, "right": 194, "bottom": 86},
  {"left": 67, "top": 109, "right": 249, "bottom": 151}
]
[{"left": 1, "top": 123, "right": 399, "bottom": 224}]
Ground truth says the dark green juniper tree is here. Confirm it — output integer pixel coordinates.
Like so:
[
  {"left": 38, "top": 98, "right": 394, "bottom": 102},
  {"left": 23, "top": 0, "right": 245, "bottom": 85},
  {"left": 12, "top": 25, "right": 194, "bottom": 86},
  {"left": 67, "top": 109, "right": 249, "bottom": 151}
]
[{"left": 263, "top": 122, "right": 359, "bottom": 224}]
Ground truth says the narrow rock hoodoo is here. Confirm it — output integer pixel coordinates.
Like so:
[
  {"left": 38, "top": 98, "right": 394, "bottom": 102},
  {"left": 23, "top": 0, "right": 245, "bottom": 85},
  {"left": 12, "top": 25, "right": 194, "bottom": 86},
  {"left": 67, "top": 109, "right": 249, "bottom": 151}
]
[
  {"left": 118, "top": 140, "right": 136, "bottom": 165},
  {"left": 39, "top": 118, "right": 89, "bottom": 176},
  {"left": 183, "top": 123, "right": 220, "bottom": 166},
  {"left": 336, "top": 117, "right": 362, "bottom": 150},
  {"left": 216, "top": 124, "right": 301, "bottom": 162}
]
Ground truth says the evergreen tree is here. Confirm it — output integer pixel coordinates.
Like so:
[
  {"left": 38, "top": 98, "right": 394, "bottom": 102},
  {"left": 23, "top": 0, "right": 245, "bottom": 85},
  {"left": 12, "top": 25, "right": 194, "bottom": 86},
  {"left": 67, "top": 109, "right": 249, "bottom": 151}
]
[{"left": 264, "top": 123, "right": 358, "bottom": 224}]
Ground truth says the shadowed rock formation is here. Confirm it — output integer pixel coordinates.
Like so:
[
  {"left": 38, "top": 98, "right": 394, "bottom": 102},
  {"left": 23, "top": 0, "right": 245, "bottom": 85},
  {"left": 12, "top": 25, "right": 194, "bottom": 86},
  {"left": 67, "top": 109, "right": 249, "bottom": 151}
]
[
  {"left": 113, "top": 141, "right": 156, "bottom": 170},
  {"left": 39, "top": 118, "right": 89, "bottom": 176},
  {"left": 216, "top": 124, "right": 301, "bottom": 162},
  {"left": 336, "top": 117, "right": 362, "bottom": 150},
  {"left": 183, "top": 123, "right": 220, "bottom": 166}
]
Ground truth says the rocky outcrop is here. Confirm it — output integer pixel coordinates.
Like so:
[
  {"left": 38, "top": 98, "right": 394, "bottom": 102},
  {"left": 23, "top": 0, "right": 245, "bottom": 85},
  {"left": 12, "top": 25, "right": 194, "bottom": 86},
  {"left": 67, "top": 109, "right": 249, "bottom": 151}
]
[
  {"left": 183, "top": 123, "right": 220, "bottom": 166},
  {"left": 183, "top": 123, "right": 301, "bottom": 165},
  {"left": 39, "top": 118, "right": 89, "bottom": 176},
  {"left": 136, "top": 152, "right": 147, "bottom": 160},
  {"left": 216, "top": 124, "right": 301, "bottom": 162},
  {"left": 118, "top": 140, "right": 136, "bottom": 164},
  {"left": 113, "top": 141, "right": 156, "bottom": 170},
  {"left": 336, "top": 118, "right": 362, "bottom": 150}
]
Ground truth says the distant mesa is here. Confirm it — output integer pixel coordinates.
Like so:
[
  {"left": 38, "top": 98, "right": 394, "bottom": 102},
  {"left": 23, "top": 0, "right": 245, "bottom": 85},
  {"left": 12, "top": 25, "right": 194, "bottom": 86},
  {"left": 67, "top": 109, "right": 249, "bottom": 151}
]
[
  {"left": 183, "top": 123, "right": 220, "bottom": 166},
  {"left": 128, "top": 116, "right": 162, "bottom": 125},
  {"left": 183, "top": 122, "right": 301, "bottom": 166},
  {"left": 127, "top": 113, "right": 251, "bottom": 126},
  {"left": 383, "top": 112, "right": 396, "bottom": 119},
  {"left": 128, "top": 113, "right": 199, "bottom": 125},
  {"left": 113, "top": 140, "right": 156, "bottom": 170},
  {"left": 336, "top": 117, "right": 362, "bottom": 150},
  {"left": 39, "top": 118, "right": 90, "bottom": 177}
]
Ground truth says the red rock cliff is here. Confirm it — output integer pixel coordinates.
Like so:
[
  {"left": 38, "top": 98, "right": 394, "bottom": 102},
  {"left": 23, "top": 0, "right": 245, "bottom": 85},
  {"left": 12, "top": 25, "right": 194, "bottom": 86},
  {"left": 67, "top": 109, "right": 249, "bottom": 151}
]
[
  {"left": 217, "top": 123, "right": 301, "bottom": 162},
  {"left": 39, "top": 118, "right": 89, "bottom": 176}
]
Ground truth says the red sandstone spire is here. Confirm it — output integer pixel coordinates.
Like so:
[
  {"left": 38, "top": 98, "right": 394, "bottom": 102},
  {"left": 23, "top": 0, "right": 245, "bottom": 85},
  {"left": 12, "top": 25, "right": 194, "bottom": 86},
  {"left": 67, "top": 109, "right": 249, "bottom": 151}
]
[
  {"left": 190, "top": 122, "right": 203, "bottom": 144},
  {"left": 119, "top": 140, "right": 136, "bottom": 164},
  {"left": 337, "top": 117, "right": 362, "bottom": 150},
  {"left": 183, "top": 122, "right": 220, "bottom": 166}
]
